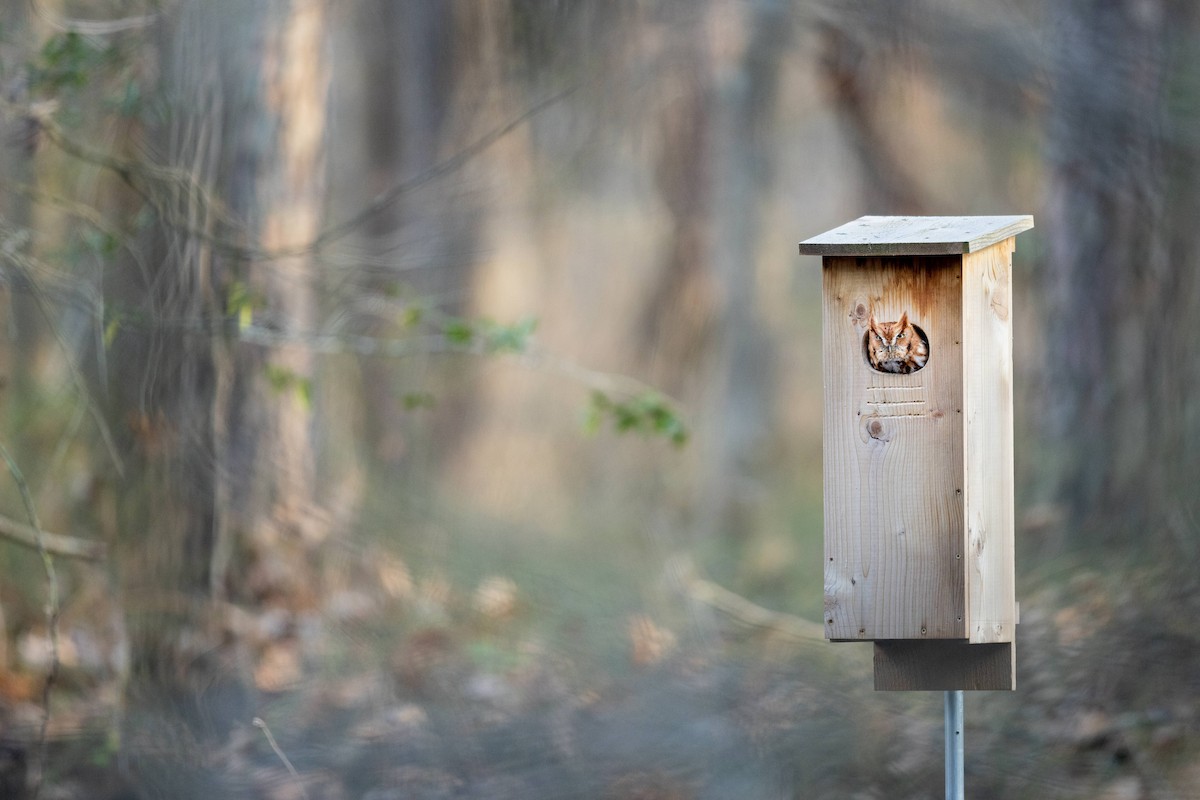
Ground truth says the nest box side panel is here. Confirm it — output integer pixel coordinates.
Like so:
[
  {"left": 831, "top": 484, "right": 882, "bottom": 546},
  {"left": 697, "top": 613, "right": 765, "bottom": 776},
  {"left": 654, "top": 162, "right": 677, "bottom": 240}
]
[
  {"left": 822, "top": 256, "right": 965, "bottom": 640},
  {"left": 961, "top": 239, "right": 1017, "bottom": 644}
]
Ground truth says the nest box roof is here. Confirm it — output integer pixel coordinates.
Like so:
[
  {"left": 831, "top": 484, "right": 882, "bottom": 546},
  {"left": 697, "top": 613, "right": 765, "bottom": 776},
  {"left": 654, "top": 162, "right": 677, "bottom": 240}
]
[{"left": 798, "top": 215, "right": 1034, "bottom": 257}]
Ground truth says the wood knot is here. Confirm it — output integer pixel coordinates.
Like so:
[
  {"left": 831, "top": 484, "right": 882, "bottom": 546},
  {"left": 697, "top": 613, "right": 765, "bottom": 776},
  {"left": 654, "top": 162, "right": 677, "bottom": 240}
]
[
  {"left": 867, "top": 419, "right": 884, "bottom": 438},
  {"left": 990, "top": 287, "right": 1010, "bottom": 320}
]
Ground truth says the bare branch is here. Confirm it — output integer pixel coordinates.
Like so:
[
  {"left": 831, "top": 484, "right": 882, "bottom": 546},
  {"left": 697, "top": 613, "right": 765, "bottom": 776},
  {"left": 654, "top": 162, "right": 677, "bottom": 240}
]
[
  {"left": 253, "top": 717, "right": 308, "bottom": 800},
  {"left": 0, "top": 222, "right": 126, "bottom": 478},
  {"left": 309, "top": 85, "right": 577, "bottom": 253},
  {"left": 26, "top": 86, "right": 576, "bottom": 262},
  {"left": 0, "top": 511, "right": 105, "bottom": 561},
  {"left": 516, "top": 347, "right": 684, "bottom": 405},
  {"left": 31, "top": 0, "right": 159, "bottom": 35},
  {"left": 673, "top": 558, "right": 826, "bottom": 643}
]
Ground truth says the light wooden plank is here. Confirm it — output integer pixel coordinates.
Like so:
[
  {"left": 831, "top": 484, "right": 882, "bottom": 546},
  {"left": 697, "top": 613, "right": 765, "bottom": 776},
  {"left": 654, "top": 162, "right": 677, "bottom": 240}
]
[
  {"left": 873, "top": 640, "right": 1015, "bottom": 691},
  {"left": 799, "top": 216, "right": 1034, "bottom": 256},
  {"left": 823, "top": 256, "right": 965, "bottom": 641},
  {"left": 961, "top": 240, "right": 1017, "bottom": 644}
]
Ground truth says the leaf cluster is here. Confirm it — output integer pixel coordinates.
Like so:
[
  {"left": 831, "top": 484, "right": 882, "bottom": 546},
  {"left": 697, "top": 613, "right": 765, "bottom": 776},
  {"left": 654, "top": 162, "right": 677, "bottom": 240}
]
[
  {"left": 585, "top": 391, "right": 688, "bottom": 446},
  {"left": 264, "top": 365, "right": 313, "bottom": 409},
  {"left": 442, "top": 315, "right": 538, "bottom": 354},
  {"left": 30, "top": 32, "right": 118, "bottom": 94}
]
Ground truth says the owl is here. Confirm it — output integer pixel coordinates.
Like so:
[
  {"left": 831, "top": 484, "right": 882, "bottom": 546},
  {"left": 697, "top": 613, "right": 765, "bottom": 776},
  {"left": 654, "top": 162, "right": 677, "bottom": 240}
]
[{"left": 865, "top": 312, "right": 928, "bottom": 374}]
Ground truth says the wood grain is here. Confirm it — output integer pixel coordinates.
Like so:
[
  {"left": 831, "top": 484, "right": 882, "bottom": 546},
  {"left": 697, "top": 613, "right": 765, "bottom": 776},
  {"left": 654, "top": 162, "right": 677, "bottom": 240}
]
[
  {"left": 822, "top": 256, "right": 965, "bottom": 641},
  {"left": 800, "top": 216, "right": 1034, "bottom": 256},
  {"left": 961, "top": 240, "right": 1017, "bottom": 644},
  {"left": 873, "top": 640, "right": 1015, "bottom": 691}
]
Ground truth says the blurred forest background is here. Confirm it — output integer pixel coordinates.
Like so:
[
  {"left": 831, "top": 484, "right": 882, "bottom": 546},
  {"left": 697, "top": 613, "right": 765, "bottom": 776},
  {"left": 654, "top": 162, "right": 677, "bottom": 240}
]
[{"left": 1, "top": 1, "right": 1200, "bottom": 798}]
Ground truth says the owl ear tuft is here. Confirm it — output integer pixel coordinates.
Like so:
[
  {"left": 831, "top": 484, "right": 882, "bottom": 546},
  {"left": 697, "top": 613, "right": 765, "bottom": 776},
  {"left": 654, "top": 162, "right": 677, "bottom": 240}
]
[{"left": 897, "top": 311, "right": 908, "bottom": 328}]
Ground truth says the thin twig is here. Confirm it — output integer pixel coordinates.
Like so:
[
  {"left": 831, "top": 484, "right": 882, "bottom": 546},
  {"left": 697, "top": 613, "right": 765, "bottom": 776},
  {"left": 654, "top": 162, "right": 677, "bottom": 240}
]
[
  {"left": 673, "top": 558, "right": 826, "bottom": 643},
  {"left": 0, "top": 223, "right": 126, "bottom": 477},
  {"left": 309, "top": 85, "right": 577, "bottom": 253},
  {"left": 31, "top": 0, "right": 158, "bottom": 35},
  {"left": 0, "top": 511, "right": 105, "bottom": 561},
  {"left": 40, "top": 397, "right": 87, "bottom": 507},
  {"left": 0, "top": 445, "right": 60, "bottom": 800},
  {"left": 517, "top": 347, "right": 685, "bottom": 406},
  {"left": 27, "top": 85, "right": 576, "bottom": 262},
  {"left": 252, "top": 717, "right": 308, "bottom": 800},
  {"left": 27, "top": 280, "right": 126, "bottom": 479}
]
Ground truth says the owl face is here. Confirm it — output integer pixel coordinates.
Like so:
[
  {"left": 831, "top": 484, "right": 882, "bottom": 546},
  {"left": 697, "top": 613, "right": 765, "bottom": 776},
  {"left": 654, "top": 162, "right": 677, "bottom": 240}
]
[
  {"left": 865, "top": 312, "right": 928, "bottom": 374},
  {"left": 867, "top": 313, "right": 909, "bottom": 370}
]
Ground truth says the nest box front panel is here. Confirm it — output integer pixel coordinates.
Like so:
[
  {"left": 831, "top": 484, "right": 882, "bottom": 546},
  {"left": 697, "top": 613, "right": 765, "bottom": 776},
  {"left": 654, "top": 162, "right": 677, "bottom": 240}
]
[{"left": 822, "top": 256, "right": 965, "bottom": 641}]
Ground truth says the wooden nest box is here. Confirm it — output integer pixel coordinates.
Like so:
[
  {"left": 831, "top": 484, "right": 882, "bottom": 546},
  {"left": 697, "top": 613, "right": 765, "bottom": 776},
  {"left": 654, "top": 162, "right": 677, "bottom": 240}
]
[{"left": 799, "top": 215, "right": 1034, "bottom": 691}]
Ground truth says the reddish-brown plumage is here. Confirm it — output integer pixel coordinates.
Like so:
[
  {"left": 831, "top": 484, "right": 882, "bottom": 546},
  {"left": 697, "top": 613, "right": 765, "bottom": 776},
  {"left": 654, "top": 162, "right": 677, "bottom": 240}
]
[{"left": 865, "top": 312, "right": 929, "bottom": 374}]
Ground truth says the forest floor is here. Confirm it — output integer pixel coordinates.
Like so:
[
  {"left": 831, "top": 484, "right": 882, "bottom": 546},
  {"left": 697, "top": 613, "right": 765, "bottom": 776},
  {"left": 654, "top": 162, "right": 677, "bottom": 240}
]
[{"left": 2, "top": 559, "right": 1200, "bottom": 799}]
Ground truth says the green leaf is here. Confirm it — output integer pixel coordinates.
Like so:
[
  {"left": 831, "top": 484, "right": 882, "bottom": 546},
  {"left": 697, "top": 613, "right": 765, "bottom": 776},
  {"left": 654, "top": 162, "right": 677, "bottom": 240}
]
[
  {"left": 264, "top": 365, "right": 313, "bottom": 409},
  {"left": 82, "top": 227, "right": 120, "bottom": 256},
  {"left": 264, "top": 364, "right": 293, "bottom": 393},
  {"left": 103, "top": 316, "right": 121, "bottom": 348},
  {"left": 402, "top": 391, "right": 436, "bottom": 410},
  {"left": 581, "top": 396, "right": 605, "bottom": 436},
  {"left": 484, "top": 316, "right": 537, "bottom": 354},
  {"left": 296, "top": 377, "right": 313, "bottom": 411},
  {"left": 116, "top": 78, "right": 141, "bottom": 116},
  {"left": 33, "top": 32, "right": 110, "bottom": 92},
  {"left": 226, "top": 281, "right": 261, "bottom": 331},
  {"left": 443, "top": 318, "right": 474, "bottom": 345},
  {"left": 401, "top": 305, "right": 423, "bottom": 328}
]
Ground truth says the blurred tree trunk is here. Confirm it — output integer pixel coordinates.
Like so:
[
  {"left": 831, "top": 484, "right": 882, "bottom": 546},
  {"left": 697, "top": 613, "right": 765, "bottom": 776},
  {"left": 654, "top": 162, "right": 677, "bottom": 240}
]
[
  {"left": 815, "top": 8, "right": 927, "bottom": 215},
  {"left": 639, "top": 1, "right": 789, "bottom": 537},
  {"left": 351, "top": 1, "right": 488, "bottom": 468},
  {"left": 1159, "top": 4, "right": 1200, "bottom": 558},
  {"left": 704, "top": 0, "right": 790, "bottom": 534},
  {"left": 109, "top": 0, "right": 231, "bottom": 780},
  {"left": 640, "top": 4, "right": 717, "bottom": 399},
  {"left": 353, "top": 0, "right": 453, "bottom": 465},
  {"left": 111, "top": 0, "right": 330, "bottom": 792},
  {"left": 1040, "top": 0, "right": 1171, "bottom": 541},
  {"left": 215, "top": 0, "right": 330, "bottom": 604}
]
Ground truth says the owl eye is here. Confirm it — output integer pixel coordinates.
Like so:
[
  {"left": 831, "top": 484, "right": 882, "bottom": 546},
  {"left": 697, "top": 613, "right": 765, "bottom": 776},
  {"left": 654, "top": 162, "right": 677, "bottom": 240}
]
[{"left": 896, "top": 332, "right": 906, "bottom": 340}]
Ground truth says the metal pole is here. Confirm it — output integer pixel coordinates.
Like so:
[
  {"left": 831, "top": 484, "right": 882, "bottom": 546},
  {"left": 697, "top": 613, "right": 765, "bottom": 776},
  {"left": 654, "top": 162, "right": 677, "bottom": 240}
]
[{"left": 944, "top": 690, "right": 964, "bottom": 800}]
